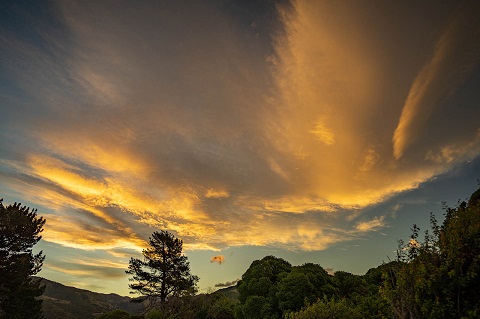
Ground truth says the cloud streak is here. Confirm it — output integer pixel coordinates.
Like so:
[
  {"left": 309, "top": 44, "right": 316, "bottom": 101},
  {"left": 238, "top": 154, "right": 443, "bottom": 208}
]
[
  {"left": 355, "top": 216, "right": 386, "bottom": 232},
  {"left": 393, "top": 4, "right": 480, "bottom": 159}
]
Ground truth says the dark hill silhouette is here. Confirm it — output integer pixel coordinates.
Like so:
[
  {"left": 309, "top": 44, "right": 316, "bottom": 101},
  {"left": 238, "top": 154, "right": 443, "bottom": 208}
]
[{"left": 36, "top": 277, "right": 144, "bottom": 319}]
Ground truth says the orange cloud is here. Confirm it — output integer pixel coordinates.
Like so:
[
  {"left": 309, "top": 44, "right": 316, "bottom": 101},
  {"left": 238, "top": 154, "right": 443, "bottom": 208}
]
[{"left": 210, "top": 255, "right": 225, "bottom": 265}]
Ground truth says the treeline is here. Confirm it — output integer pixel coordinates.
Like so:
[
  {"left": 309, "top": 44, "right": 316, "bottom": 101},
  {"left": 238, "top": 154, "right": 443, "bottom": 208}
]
[
  {"left": 235, "top": 187, "right": 480, "bottom": 319},
  {"left": 235, "top": 255, "right": 389, "bottom": 319},
  {"left": 1, "top": 186, "right": 479, "bottom": 319},
  {"left": 104, "top": 186, "right": 480, "bottom": 319},
  {"left": 97, "top": 289, "right": 238, "bottom": 319}
]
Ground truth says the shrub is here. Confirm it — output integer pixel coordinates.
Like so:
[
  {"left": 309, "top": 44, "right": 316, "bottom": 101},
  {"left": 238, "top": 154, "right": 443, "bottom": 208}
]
[
  {"left": 285, "top": 297, "right": 363, "bottom": 319},
  {"left": 98, "top": 309, "right": 131, "bottom": 319}
]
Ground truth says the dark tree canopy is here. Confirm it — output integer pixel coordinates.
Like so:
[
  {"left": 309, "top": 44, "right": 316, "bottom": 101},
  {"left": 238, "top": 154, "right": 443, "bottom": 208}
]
[
  {"left": 276, "top": 263, "right": 335, "bottom": 313},
  {"left": 383, "top": 186, "right": 480, "bottom": 319},
  {"left": 126, "top": 230, "right": 198, "bottom": 307},
  {"left": 236, "top": 256, "right": 351, "bottom": 318},
  {"left": 98, "top": 309, "right": 131, "bottom": 319},
  {"left": 0, "top": 199, "right": 46, "bottom": 319},
  {"left": 237, "top": 255, "right": 292, "bottom": 303},
  {"left": 237, "top": 256, "right": 391, "bottom": 318}
]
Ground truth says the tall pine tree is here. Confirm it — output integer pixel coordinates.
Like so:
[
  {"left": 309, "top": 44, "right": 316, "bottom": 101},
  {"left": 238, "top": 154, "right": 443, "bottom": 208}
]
[
  {"left": 0, "top": 200, "right": 46, "bottom": 319},
  {"left": 126, "top": 230, "right": 198, "bottom": 309}
]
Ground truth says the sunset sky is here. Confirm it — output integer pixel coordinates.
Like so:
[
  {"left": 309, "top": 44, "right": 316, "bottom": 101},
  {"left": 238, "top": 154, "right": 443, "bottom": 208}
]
[{"left": 1, "top": 0, "right": 480, "bottom": 296}]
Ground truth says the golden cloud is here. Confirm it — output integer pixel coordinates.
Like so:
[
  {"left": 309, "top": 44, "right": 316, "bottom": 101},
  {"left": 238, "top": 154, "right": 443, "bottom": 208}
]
[
  {"left": 210, "top": 255, "right": 225, "bottom": 265},
  {"left": 355, "top": 216, "right": 386, "bottom": 232},
  {"left": 1, "top": 0, "right": 479, "bottom": 255},
  {"left": 43, "top": 215, "right": 145, "bottom": 251},
  {"left": 310, "top": 121, "right": 335, "bottom": 145},
  {"left": 205, "top": 188, "right": 230, "bottom": 199}
]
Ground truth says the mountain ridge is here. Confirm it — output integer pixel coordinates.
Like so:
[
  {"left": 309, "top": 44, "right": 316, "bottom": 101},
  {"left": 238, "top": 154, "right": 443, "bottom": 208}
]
[
  {"left": 35, "top": 277, "right": 144, "bottom": 319},
  {"left": 35, "top": 277, "right": 239, "bottom": 319}
]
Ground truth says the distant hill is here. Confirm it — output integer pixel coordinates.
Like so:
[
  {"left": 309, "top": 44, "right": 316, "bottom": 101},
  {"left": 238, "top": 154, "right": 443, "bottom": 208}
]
[
  {"left": 35, "top": 277, "right": 240, "bottom": 319},
  {"left": 36, "top": 277, "right": 144, "bottom": 319},
  {"left": 214, "top": 285, "right": 239, "bottom": 300}
]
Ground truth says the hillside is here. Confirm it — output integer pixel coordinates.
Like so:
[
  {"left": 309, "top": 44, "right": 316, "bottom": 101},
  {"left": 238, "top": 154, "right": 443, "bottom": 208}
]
[
  {"left": 36, "top": 277, "right": 144, "bottom": 319},
  {"left": 214, "top": 285, "right": 239, "bottom": 300}
]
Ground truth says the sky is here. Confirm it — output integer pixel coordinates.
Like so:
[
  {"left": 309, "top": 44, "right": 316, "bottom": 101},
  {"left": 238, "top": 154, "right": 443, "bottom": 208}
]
[{"left": 1, "top": 0, "right": 480, "bottom": 296}]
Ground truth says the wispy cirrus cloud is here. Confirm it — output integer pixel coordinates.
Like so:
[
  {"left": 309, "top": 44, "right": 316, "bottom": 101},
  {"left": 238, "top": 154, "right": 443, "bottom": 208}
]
[
  {"left": 45, "top": 260, "right": 126, "bottom": 279},
  {"left": 355, "top": 216, "right": 386, "bottom": 232},
  {"left": 393, "top": 4, "right": 480, "bottom": 159}
]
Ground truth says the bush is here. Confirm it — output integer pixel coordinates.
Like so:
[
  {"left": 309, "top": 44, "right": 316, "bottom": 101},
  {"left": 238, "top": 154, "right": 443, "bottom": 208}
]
[
  {"left": 285, "top": 297, "right": 363, "bottom": 319},
  {"left": 145, "top": 308, "right": 163, "bottom": 319},
  {"left": 98, "top": 309, "right": 131, "bottom": 319}
]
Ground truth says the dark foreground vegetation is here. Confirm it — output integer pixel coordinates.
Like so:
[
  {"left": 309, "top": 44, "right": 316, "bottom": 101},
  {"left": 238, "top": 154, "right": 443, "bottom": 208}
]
[
  {"left": 0, "top": 200, "right": 45, "bottom": 319},
  {"left": 1, "top": 186, "right": 480, "bottom": 319}
]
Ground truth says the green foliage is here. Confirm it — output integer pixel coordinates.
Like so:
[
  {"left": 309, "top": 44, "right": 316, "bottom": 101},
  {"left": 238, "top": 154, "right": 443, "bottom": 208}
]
[
  {"left": 276, "top": 271, "right": 314, "bottom": 312},
  {"left": 206, "top": 294, "right": 236, "bottom": 319},
  {"left": 287, "top": 263, "right": 336, "bottom": 302},
  {"left": 98, "top": 309, "right": 131, "bottom": 319},
  {"left": 185, "top": 290, "right": 238, "bottom": 319},
  {"left": 237, "top": 257, "right": 364, "bottom": 317},
  {"left": 237, "top": 255, "right": 291, "bottom": 303},
  {"left": 126, "top": 230, "right": 199, "bottom": 307},
  {"left": 383, "top": 187, "right": 480, "bottom": 319},
  {"left": 295, "top": 263, "right": 332, "bottom": 294},
  {"left": 332, "top": 271, "right": 367, "bottom": 299},
  {"left": 239, "top": 296, "right": 276, "bottom": 319},
  {"left": 0, "top": 200, "right": 46, "bottom": 319},
  {"left": 364, "top": 263, "right": 390, "bottom": 295},
  {"left": 285, "top": 296, "right": 363, "bottom": 319},
  {"left": 135, "top": 286, "right": 238, "bottom": 319},
  {"left": 144, "top": 308, "right": 162, "bottom": 319},
  {"left": 236, "top": 256, "right": 292, "bottom": 318}
]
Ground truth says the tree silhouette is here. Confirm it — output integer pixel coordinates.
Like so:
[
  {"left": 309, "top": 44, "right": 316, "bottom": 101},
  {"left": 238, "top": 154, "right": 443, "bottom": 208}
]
[
  {"left": 0, "top": 199, "right": 46, "bottom": 319},
  {"left": 236, "top": 255, "right": 292, "bottom": 318},
  {"left": 383, "top": 187, "right": 480, "bottom": 319},
  {"left": 126, "top": 230, "right": 198, "bottom": 308}
]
